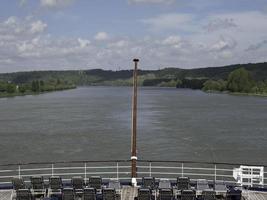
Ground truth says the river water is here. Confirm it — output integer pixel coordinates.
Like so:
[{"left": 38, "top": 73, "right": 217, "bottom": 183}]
[{"left": 0, "top": 87, "right": 266, "bottom": 165}]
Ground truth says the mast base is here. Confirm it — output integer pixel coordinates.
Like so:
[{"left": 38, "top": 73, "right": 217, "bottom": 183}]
[{"left": 131, "top": 177, "right": 137, "bottom": 187}]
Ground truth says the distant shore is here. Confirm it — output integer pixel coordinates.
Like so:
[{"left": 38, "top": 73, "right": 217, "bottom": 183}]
[
  {"left": 203, "top": 90, "right": 267, "bottom": 97},
  {"left": 0, "top": 86, "right": 76, "bottom": 98},
  {"left": 1, "top": 85, "right": 267, "bottom": 98}
]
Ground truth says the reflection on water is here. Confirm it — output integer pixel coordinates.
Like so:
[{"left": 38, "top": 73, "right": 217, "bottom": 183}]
[{"left": 0, "top": 87, "right": 266, "bottom": 165}]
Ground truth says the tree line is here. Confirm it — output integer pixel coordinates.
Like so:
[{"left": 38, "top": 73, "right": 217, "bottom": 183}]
[
  {"left": 202, "top": 68, "right": 267, "bottom": 95},
  {"left": 0, "top": 79, "right": 76, "bottom": 95}
]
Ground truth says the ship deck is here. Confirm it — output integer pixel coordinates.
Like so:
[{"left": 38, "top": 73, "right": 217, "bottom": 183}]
[
  {"left": 0, "top": 160, "right": 266, "bottom": 200},
  {"left": 0, "top": 187, "right": 267, "bottom": 200}
]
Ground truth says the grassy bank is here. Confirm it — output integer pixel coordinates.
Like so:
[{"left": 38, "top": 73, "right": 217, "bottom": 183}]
[
  {"left": 0, "top": 85, "right": 76, "bottom": 98},
  {"left": 204, "top": 90, "right": 267, "bottom": 97}
]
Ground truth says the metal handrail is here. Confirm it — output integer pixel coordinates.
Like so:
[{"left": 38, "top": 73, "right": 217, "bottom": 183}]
[
  {"left": 0, "top": 160, "right": 265, "bottom": 188},
  {"left": 0, "top": 159, "right": 266, "bottom": 167},
  {"left": 137, "top": 165, "right": 235, "bottom": 172}
]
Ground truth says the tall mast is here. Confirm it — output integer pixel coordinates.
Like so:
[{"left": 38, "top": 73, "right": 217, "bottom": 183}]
[{"left": 131, "top": 58, "right": 139, "bottom": 186}]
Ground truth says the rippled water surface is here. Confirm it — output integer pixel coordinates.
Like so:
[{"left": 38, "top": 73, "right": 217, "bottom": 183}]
[{"left": 0, "top": 87, "right": 266, "bottom": 165}]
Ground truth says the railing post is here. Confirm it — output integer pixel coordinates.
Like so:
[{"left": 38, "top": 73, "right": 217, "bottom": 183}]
[
  {"left": 52, "top": 164, "right": 54, "bottom": 176},
  {"left": 149, "top": 162, "right": 152, "bottom": 177},
  {"left": 18, "top": 165, "right": 21, "bottom": 178},
  {"left": 182, "top": 163, "right": 184, "bottom": 177},
  {"left": 84, "top": 163, "right": 87, "bottom": 184},
  {"left": 117, "top": 162, "right": 119, "bottom": 180},
  {"left": 214, "top": 164, "right": 217, "bottom": 182}
]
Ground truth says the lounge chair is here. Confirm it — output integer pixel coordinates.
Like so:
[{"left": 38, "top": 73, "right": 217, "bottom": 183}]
[
  {"left": 12, "top": 178, "right": 26, "bottom": 190},
  {"left": 196, "top": 179, "right": 209, "bottom": 191},
  {"left": 71, "top": 176, "right": 84, "bottom": 197},
  {"left": 88, "top": 176, "right": 102, "bottom": 190},
  {"left": 138, "top": 188, "right": 152, "bottom": 200},
  {"left": 181, "top": 190, "right": 196, "bottom": 200},
  {"left": 202, "top": 189, "right": 216, "bottom": 200},
  {"left": 108, "top": 179, "right": 121, "bottom": 195},
  {"left": 102, "top": 188, "right": 116, "bottom": 200},
  {"left": 49, "top": 176, "right": 62, "bottom": 197},
  {"left": 62, "top": 188, "right": 75, "bottom": 200},
  {"left": 83, "top": 188, "right": 96, "bottom": 200},
  {"left": 177, "top": 177, "right": 190, "bottom": 190},
  {"left": 158, "top": 188, "right": 173, "bottom": 200},
  {"left": 16, "top": 189, "right": 32, "bottom": 200},
  {"left": 142, "top": 177, "right": 156, "bottom": 190},
  {"left": 30, "top": 176, "right": 45, "bottom": 197},
  {"left": 159, "top": 179, "right": 171, "bottom": 189},
  {"left": 226, "top": 187, "right": 242, "bottom": 200},
  {"left": 214, "top": 181, "right": 227, "bottom": 196}
]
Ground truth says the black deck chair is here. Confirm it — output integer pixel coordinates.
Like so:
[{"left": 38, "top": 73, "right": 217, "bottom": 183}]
[
  {"left": 71, "top": 176, "right": 84, "bottom": 197},
  {"left": 214, "top": 180, "right": 227, "bottom": 193},
  {"left": 16, "top": 189, "right": 32, "bottom": 200},
  {"left": 196, "top": 179, "right": 209, "bottom": 191},
  {"left": 177, "top": 177, "right": 190, "bottom": 190},
  {"left": 62, "top": 188, "right": 75, "bottom": 200},
  {"left": 12, "top": 177, "right": 26, "bottom": 190},
  {"left": 102, "top": 188, "right": 116, "bottom": 200},
  {"left": 159, "top": 179, "right": 171, "bottom": 189},
  {"left": 138, "top": 188, "right": 152, "bottom": 200},
  {"left": 142, "top": 177, "right": 156, "bottom": 190},
  {"left": 181, "top": 190, "right": 196, "bottom": 200},
  {"left": 49, "top": 176, "right": 62, "bottom": 197},
  {"left": 226, "top": 187, "right": 242, "bottom": 200},
  {"left": 83, "top": 188, "right": 97, "bottom": 200},
  {"left": 108, "top": 179, "right": 121, "bottom": 195},
  {"left": 30, "top": 176, "right": 45, "bottom": 197},
  {"left": 202, "top": 189, "right": 216, "bottom": 200},
  {"left": 158, "top": 188, "right": 173, "bottom": 200},
  {"left": 88, "top": 176, "right": 102, "bottom": 190}
]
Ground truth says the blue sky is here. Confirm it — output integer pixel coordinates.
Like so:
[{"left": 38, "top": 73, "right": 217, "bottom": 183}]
[{"left": 0, "top": 0, "right": 267, "bottom": 72}]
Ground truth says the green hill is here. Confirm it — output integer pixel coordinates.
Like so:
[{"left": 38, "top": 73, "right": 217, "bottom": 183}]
[{"left": 0, "top": 62, "right": 266, "bottom": 87}]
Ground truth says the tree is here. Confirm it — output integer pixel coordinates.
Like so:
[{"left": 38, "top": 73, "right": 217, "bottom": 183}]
[
  {"left": 31, "top": 80, "right": 40, "bottom": 92},
  {"left": 203, "top": 79, "right": 227, "bottom": 92},
  {"left": 40, "top": 80, "right": 44, "bottom": 92},
  {"left": 227, "top": 68, "right": 254, "bottom": 93},
  {"left": 0, "top": 81, "right": 7, "bottom": 92},
  {"left": 18, "top": 85, "right": 26, "bottom": 93},
  {"left": 6, "top": 83, "right": 16, "bottom": 93},
  {"left": 57, "top": 79, "right": 61, "bottom": 85}
]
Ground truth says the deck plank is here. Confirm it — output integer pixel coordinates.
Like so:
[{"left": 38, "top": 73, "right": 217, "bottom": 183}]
[
  {"left": 121, "top": 186, "right": 137, "bottom": 200},
  {"left": 243, "top": 191, "right": 267, "bottom": 200},
  {"left": 0, "top": 190, "right": 12, "bottom": 200},
  {"left": 0, "top": 188, "right": 266, "bottom": 200}
]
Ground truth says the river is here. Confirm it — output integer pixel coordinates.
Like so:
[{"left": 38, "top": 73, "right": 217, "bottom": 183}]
[{"left": 0, "top": 87, "right": 266, "bottom": 165}]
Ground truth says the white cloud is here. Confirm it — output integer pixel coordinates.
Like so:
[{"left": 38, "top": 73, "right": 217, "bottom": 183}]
[
  {"left": 17, "top": 41, "right": 34, "bottom": 53},
  {"left": 162, "top": 35, "right": 181, "bottom": 45},
  {"left": 78, "top": 38, "right": 91, "bottom": 48},
  {"left": 129, "top": 0, "right": 175, "bottom": 4},
  {"left": 19, "top": 0, "right": 28, "bottom": 7},
  {"left": 40, "top": 0, "right": 75, "bottom": 8},
  {"left": 94, "top": 32, "right": 109, "bottom": 41},
  {"left": 203, "top": 18, "right": 237, "bottom": 32},
  {"left": 0, "top": 10, "right": 267, "bottom": 72},
  {"left": 30, "top": 20, "right": 47, "bottom": 34},
  {"left": 142, "top": 13, "right": 194, "bottom": 31},
  {"left": 210, "top": 37, "right": 237, "bottom": 52},
  {"left": 4, "top": 17, "right": 17, "bottom": 26},
  {"left": 108, "top": 40, "right": 129, "bottom": 48}
]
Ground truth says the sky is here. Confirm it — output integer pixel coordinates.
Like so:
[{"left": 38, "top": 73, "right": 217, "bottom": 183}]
[{"left": 0, "top": 0, "right": 267, "bottom": 72}]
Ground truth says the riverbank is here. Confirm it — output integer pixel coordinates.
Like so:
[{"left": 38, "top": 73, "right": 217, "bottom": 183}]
[
  {"left": 204, "top": 90, "right": 267, "bottom": 97},
  {"left": 0, "top": 85, "right": 77, "bottom": 98}
]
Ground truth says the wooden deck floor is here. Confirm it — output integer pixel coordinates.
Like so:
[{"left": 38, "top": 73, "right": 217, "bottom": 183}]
[
  {"left": 243, "top": 191, "right": 267, "bottom": 200},
  {"left": 121, "top": 186, "right": 137, "bottom": 200},
  {"left": 0, "top": 187, "right": 266, "bottom": 200}
]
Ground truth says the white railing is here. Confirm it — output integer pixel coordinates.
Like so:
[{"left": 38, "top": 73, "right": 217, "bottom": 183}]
[{"left": 0, "top": 160, "right": 266, "bottom": 188}]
